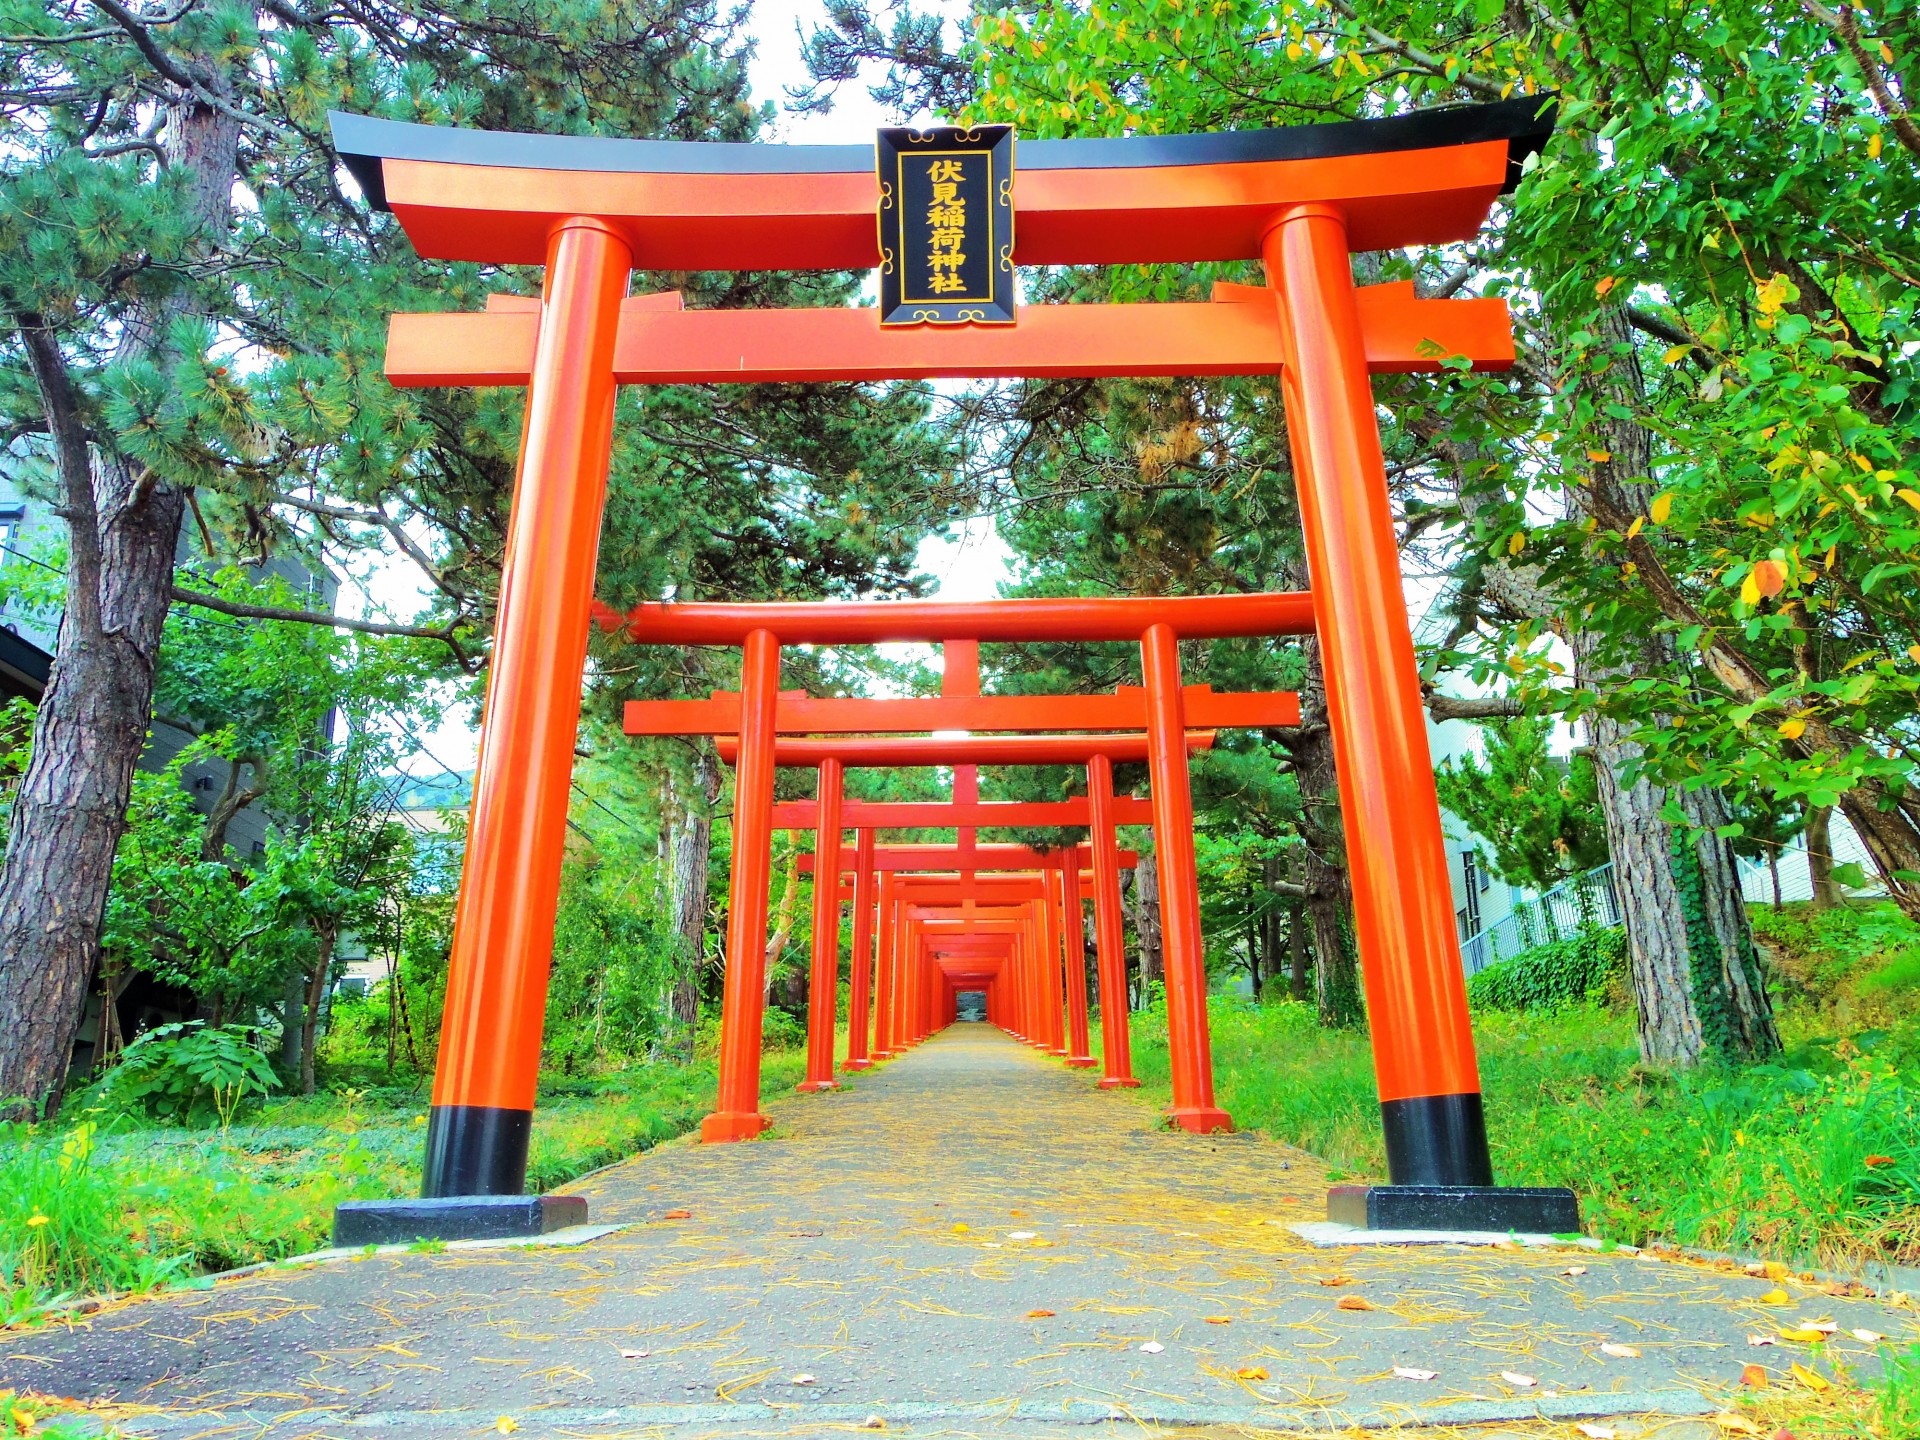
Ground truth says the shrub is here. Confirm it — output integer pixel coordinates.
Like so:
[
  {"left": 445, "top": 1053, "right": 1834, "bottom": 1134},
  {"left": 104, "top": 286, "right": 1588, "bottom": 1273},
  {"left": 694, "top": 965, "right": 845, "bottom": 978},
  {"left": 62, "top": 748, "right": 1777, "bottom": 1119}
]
[
  {"left": 94, "top": 1022, "right": 282, "bottom": 1128},
  {"left": 1468, "top": 929, "right": 1626, "bottom": 1012}
]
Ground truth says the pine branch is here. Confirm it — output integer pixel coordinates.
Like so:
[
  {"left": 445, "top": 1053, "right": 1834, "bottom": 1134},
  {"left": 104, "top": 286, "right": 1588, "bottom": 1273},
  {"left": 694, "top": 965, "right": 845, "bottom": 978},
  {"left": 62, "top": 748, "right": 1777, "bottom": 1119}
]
[{"left": 169, "top": 584, "right": 479, "bottom": 666}]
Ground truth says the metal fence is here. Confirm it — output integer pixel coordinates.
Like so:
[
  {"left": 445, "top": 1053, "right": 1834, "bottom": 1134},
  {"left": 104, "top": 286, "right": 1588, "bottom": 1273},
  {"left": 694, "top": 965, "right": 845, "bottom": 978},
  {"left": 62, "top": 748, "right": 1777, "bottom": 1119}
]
[{"left": 1459, "top": 863, "right": 1621, "bottom": 977}]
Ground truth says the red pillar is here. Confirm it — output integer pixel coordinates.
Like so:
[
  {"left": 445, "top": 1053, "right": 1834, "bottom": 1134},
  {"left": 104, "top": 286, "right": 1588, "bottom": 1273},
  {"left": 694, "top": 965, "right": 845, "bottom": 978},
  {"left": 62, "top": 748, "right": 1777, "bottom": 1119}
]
[
  {"left": 702, "top": 628, "right": 780, "bottom": 1142},
  {"left": 1061, "top": 854, "right": 1096, "bottom": 1069},
  {"left": 798, "top": 758, "right": 843, "bottom": 1093},
  {"left": 424, "top": 218, "right": 630, "bottom": 1198},
  {"left": 1142, "top": 623, "right": 1231, "bottom": 1133},
  {"left": 843, "top": 828, "right": 877, "bottom": 1071},
  {"left": 1038, "top": 876, "right": 1067, "bottom": 1055},
  {"left": 1264, "top": 206, "right": 1490, "bottom": 1186},
  {"left": 1088, "top": 754, "right": 1139, "bottom": 1089},
  {"left": 873, "top": 873, "right": 897, "bottom": 1058}
]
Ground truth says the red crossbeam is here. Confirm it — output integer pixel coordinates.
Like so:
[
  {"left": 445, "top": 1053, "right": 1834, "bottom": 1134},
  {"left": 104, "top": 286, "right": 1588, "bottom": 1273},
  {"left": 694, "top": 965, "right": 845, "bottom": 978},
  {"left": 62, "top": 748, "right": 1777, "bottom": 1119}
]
[
  {"left": 770, "top": 797, "right": 1155, "bottom": 830},
  {"left": 716, "top": 733, "right": 1211, "bottom": 767},
  {"left": 385, "top": 284, "right": 1511, "bottom": 387},
  {"left": 625, "top": 684, "right": 1299, "bottom": 737},
  {"left": 600, "top": 592, "right": 1312, "bottom": 645}
]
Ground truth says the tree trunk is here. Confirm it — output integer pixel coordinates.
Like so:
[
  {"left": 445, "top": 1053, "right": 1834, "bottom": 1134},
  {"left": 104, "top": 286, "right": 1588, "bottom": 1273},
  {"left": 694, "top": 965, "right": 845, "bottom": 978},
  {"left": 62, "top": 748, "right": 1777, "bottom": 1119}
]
[
  {"left": 1287, "top": 901, "right": 1309, "bottom": 1001},
  {"left": 201, "top": 756, "right": 266, "bottom": 862},
  {"left": 0, "top": 78, "right": 238, "bottom": 1120},
  {"left": 301, "top": 926, "right": 336, "bottom": 1097},
  {"left": 765, "top": 844, "right": 801, "bottom": 1003},
  {"left": 1283, "top": 634, "right": 1364, "bottom": 1028},
  {"left": 668, "top": 748, "right": 718, "bottom": 1056},
  {"left": 1131, "top": 848, "right": 1162, "bottom": 996},
  {"left": 281, "top": 969, "right": 305, "bottom": 1074},
  {"left": 1806, "top": 805, "right": 1840, "bottom": 911}
]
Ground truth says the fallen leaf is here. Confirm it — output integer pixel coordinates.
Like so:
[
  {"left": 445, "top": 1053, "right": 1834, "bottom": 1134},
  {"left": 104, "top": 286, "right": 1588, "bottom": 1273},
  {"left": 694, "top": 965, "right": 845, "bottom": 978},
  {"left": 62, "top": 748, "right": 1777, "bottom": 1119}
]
[
  {"left": 663, "top": 1209, "right": 692, "bottom": 1220},
  {"left": 1714, "top": 1413, "right": 1763, "bottom": 1434},
  {"left": 951, "top": 1223, "right": 970, "bottom": 1233},
  {"left": 1779, "top": 1329, "right": 1826, "bottom": 1344},
  {"left": 1601, "top": 1343, "right": 1641, "bottom": 1359},
  {"left": 1865, "top": 1155, "right": 1896, "bottom": 1168},
  {"left": 1140, "top": 1341, "right": 1165, "bottom": 1354},
  {"left": 1577, "top": 1425, "right": 1617, "bottom": 1440},
  {"left": 1759, "top": 1289, "right": 1791, "bottom": 1305},
  {"left": 861, "top": 1417, "right": 885, "bottom": 1431},
  {"left": 1318, "top": 1275, "right": 1352, "bottom": 1287},
  {"left": 1205, "top": 1316, "right": 1232, "bottom": 1324},
  {"left": 1336, "top": 1295, "right": 1376, "bottom": 1312},
  {"left": 1765, "top": 1262, "right": 1788, "bottom": 1279},
  {"left": 1501, "top": 1371, "right": 1537, "bottom": 1387},
  {"left": 619, "top": 1349, "right": 649, "bottom": 1360},
  {"left": 1790, "top": 1363, "right": 1830, "bottom": 1392},
  {"left": 1009, "top": 1231, "right": 1037, "bottom": 1240},
  {"left": 1236, "top": 1367, "right": 1270, "bottom": 1381},
  {"left": 1393, "top": 1366, "right": 1437, "bottom": 1381},
  {"left": 1750, "top": 1335, "right": 1777, "bottom": 1346},
  {"left": 1854, "top": 1328, "right": 1886, "bottom": 1343},
  {"left": 1026, "top": 1310, "right": 1055, "bottom": 1319},
  {"left": 1804, "top": 1320, "right": 1838, "bottom": 1334},
  {"left": 1741, "top": 1365, "right": 1770, "bottom": 1389},
  {"left": 495, "top": 1420, "right": 517, "bottom": 1436},
  {"left": 792, "top": 1375, "right": 815, "bottom": 1385},
  {"left": 1564, "top": 1265, "right": 1588, "bottom": 1276}
]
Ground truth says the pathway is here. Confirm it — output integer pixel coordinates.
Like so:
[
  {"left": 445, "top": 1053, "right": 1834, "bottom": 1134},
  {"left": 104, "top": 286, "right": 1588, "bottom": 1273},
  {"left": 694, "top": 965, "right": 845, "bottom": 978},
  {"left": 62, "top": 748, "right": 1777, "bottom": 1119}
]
[{"left": 5, "top": 1025, "right": 1907, "bottom": 1437}]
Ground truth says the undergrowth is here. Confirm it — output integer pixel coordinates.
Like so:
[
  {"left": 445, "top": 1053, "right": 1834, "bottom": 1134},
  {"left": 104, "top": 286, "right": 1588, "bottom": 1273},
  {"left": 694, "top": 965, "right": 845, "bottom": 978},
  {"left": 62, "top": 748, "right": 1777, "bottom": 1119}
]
[
  {"left": 0, "top": 1051, "right": 804, "bottom": 1323},
  {"left": 1124, "top": 901, "right": 1920, "bottom": 1269}
]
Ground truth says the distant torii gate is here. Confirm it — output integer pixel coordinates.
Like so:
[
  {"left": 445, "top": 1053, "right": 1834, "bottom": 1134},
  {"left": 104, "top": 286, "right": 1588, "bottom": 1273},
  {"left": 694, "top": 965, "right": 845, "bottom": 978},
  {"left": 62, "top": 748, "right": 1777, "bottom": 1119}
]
[{"left": 329, "top": 95, "right": 1576, "bottom": 1240}]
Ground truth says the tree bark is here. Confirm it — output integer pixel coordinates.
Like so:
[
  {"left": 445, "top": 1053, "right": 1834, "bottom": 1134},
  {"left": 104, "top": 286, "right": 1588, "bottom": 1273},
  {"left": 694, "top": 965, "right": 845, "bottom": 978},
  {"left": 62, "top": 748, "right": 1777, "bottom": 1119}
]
[
  {"left": 1131, "top": 848, "right": 1162, "bottom": 996},
  {"left": 1570, "top": 307, "right": 1779, "bottom": 1066},
  {"left": 1806, "top": 805, "right": 1839, "bottom": 911},
  {"left": 300, "top": 925, "right": 336, "bottom": 1097},
  {"left": 667, "top": 747, "right": 718, "bottom": 1056},
  {"left": 201, "top": 756, "right": 266, "bottom": 862},
  {"left": 1282, "top": 633, "right": 1364, "bottom": 1028},
  {"left": 1287, "top": 901, "right": 1309, "bottom": 1001},
  {"left": 0, "top": 77, "right": 238, "bottom": 1119}
]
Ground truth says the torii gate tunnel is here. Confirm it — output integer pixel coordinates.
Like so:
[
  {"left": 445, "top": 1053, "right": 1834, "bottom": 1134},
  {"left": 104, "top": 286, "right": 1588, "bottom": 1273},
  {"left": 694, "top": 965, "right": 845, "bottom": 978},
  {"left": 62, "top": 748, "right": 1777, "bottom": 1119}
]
[{"left": 330, "top": 95, "right": 1577, "bottom": 1241}]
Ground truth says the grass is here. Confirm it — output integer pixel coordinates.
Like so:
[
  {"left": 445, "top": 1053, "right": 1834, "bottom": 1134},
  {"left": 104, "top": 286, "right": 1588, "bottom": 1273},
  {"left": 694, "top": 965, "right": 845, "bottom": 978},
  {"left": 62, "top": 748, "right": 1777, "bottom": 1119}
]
[
  {"left": 0, "top": 1048, "right": 804, "bottom": 1323},
  {"left": 1120, "top": 901, "right": 1920, "bottom": 1271}
]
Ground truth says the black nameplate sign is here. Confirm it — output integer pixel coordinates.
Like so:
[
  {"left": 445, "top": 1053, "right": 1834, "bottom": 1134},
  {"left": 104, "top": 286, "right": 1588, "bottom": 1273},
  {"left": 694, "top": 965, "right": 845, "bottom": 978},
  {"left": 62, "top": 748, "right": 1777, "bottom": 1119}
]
[{"left": 877, "top": 125, "right": 1015, "bottom": 327}]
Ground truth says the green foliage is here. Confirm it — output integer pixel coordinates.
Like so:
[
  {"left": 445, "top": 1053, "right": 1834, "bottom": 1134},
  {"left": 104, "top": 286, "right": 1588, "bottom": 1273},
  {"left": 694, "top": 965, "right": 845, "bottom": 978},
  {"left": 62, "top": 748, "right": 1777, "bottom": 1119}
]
[
  {"left": 1879, "top": 1340, "right": 1920, "bottom": 1440},
  {"left": 95, "top": 1023, "right": 281, "bottom": 1128},
  {"left": 1127, "top": 994, "right": 1920, "bottom": 1265},
  {"left": 1467, "top": 930, "right": 1627, "bottom": 1013},
  {"left": 1435, "top": 720, "right": 1608, "bottom": 892},
  {"left": 2, "top": 1052, "right": 805, "bottom": 1319}
]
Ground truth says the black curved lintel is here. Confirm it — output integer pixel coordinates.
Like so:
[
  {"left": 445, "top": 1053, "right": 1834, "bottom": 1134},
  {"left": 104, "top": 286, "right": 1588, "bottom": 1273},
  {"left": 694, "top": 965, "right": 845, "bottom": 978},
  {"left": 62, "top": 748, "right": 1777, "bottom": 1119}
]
[{"left": 330, "top": 96, "right": 1557, "bottom": 212}]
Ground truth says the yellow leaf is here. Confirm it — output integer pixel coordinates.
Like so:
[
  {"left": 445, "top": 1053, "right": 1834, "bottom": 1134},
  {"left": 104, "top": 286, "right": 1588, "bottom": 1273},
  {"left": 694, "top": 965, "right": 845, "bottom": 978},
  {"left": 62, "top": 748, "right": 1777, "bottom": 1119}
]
[
  {"left": 1740, "top": 572, "right": 1762, "bottom": 606},
  {"left": 1626, "top": 516, "right": 1645, "bottom": 539},
  {"left": 1882, "top": 40, "right": 1896, "bottom": 61},
  {"left": 1777, "top": 719, "right": 1807, "bottom": 741},
  {"left": 1651, "top": 493, "right": 1673, "bottom": 524},
  {"left": 496, "top": 1419, "right": 519, "bottom": 1435},
  {"left": 1026, "top": 1308, "right": 1055, "bottom": 1318},
  {"left": 1741, "top": 1365, "right": 1770, "bottom": 1389},
  {"left": 1601, "top": 1342, "right": 1641, "bottom": 1358},
  {"left": 24, "top": 1216, "right": 47, "bottom": 1228},
  {"left": 1756, "top": 273, "right": 1792, "bottom": 314},
  {"left": 1824, "top": 545, "right": 1838, "bottom": 569},
  {"left": 1760, "top": 1288, "right": 1792, "bottom": 1305},
  {"left": 1508, "top": 531, "right": 1527, "bottom": 556},
  {"left": 1205, "top": 1315, "right": 1232, "bottom": 1324},
  {"left": 1715, "top": 1412, "right": 1763, "bottom": 1433},
  {"left": 1897, "top": 488, "right": 1920, "bottom": 512},
  {"left": 1790, "top": 1362, "right": 1830, "bottom": 1392},
  {"left": 1336, "top": 1295, "right": 1376, "bottom": 1311},
  {"left": 952, "top": 1223, "right": 970, "bottom": 1233},
  {"left": 1661, "top": 344, "right": 1691, "bottom": 365},
  {"left": 1596, "top": 276, "right": 1620, "bottom": 299},
  {"left": 1908, "top": 645, "right": 1920, "bottom": 665},
  {"left": 1780, "top": 1327, "right": 1825, "bottom": 1342},
  {"left": 1870, "top": 133, "right": 1884, "bottom": 159},
  {"left": 1586, "top": 448, "right": 1612, "bottom": 463},
  {"left": 1236, "top": 1366, "right": 1270, "bottom": 1380}
]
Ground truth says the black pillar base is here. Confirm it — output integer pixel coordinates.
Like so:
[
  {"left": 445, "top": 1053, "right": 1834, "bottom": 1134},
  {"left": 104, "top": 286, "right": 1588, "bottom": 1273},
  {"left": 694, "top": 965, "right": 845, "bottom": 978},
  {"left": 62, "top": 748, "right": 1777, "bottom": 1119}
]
[
  {"left": 421, "top": 1104, "right": 532, "bottom": 1198},
  {"left": 333, "top": 1193, "right": 588, "bottom": 1248},
  {"left": 1328, "top": 1183, "right": 1580, "bottom": 1234},
  {"left": 1380, "top": 1092, "right": 1495, "bottom": 1186}
]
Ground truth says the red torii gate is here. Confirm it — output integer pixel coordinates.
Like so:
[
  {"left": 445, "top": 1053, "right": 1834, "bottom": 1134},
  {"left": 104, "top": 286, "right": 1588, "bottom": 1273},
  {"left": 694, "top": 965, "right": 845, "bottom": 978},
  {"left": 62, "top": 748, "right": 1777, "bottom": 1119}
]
[{"left": 327, "top": 95, "right": 1576, "bottom": 1242}]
